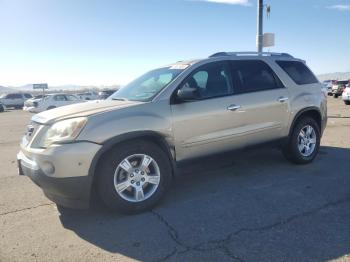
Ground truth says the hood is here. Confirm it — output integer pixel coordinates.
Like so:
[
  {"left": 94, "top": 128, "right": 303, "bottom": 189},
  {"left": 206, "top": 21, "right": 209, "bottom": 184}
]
[{"left": 32, "top": 100, "right": 141, "bottom": 124}]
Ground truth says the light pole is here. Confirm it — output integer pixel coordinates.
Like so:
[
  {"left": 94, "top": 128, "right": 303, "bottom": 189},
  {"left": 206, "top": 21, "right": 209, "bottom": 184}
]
[{"left": 257, "top": 0, "right": 263, "bottom": 52}]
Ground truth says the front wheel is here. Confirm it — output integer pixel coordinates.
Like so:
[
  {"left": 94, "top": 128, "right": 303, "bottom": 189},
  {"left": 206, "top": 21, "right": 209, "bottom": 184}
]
[
  {"left": 334, "top": 94, "right": 339, "bottom": 98},
  {"left": 283, "top": 117, "right": 320, "bottom": 164},
  {"left": 344, "top": 101, "right": 350, "bottom": 105},
  {"left": 97, "top": 140, "right": 172, "bottom": 213}
]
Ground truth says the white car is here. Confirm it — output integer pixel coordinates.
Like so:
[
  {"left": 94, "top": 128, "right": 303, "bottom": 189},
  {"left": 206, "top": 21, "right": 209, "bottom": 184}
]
[
  {"left": 76, "top": 91, "right": 99, "bottom": 100},
  {"left": 342, "top": 85, "right": 350, "bottom": 105},
  {"left": 0, "top": 93, "right": 33, "bottom": 109},
  {"left": 322, "top": 80, "right": 335, "bottom": 96},
  {"left": 23, "top": 93, "right": 83, "bottom": 113}
]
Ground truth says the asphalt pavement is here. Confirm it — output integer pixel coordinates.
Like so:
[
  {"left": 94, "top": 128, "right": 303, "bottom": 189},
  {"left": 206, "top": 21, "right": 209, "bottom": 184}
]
[{"left": 1, "top": 97, "right": 350, "bottom": 262}]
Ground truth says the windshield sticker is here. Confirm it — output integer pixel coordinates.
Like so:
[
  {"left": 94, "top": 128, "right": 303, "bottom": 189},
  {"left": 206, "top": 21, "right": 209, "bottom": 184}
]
[{"left": 170, "top": 64, "right": 189, "bottom": 70}]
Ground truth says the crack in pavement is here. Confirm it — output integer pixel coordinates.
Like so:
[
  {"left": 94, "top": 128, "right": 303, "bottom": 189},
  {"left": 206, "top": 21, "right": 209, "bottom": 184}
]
[
  {"left": 151, "top": 196, "right": 350, "bottom": 261},
  {"left": 0, "top": 203, "right": 54, "bottom": 216}
]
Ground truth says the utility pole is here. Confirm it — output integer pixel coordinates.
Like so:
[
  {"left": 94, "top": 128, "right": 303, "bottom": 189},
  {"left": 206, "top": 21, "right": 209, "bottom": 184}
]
[{"left": 257, "top": 0, "right": 263, "bottom": 52}]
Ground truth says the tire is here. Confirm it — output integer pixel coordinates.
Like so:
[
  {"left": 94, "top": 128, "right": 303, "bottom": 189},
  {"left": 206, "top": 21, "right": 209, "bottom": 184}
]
[
  {"left": 97, "top": 140, "right": 172, "bottom": 213},
  {"left": 283, "top": 117, "right": 320, "bottom": 165},
  {"left": 47, "top": 106, "right": 56, "bottom": 110},
  {"left": 344, "top": 101, "right": 350, "bottom": 105},
  {"left": 0, "top": 105, "right": 4, "bottom": 112},
  {"left": 334, "top": 94, "right": 339, "bottom": 98}
]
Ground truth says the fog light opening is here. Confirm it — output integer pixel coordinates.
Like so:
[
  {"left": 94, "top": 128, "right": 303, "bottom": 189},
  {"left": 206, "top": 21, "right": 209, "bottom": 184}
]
[{"left": 41, "top": 161, "right": 55, "bottom": 175}]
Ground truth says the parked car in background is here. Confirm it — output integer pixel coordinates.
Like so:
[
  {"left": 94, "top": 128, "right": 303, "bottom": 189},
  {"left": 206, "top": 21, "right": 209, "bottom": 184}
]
[
  {"left": 24, "top": 94, "right": 48, "bottom": 106},
  {"left": 322, "top": 80, "right": 336, "bottom": 96},
  {"left": 0, "top": 102, "right": 5, "bottom": 112},
  {"left": 332, "top": 80, "right": 349, "bottom": 98},
  {"left": 18, "top": 52, "right": 327, "bottom": 213},
  {"left": 342, "top": 85, "right": 350, "bottom": 105},
  {"left": 77, "top": 91, "right": 99, "bottom": 100},
  {"left": 98, "top": 89, "right": 118, "bottom": 100},
  {"left": 32, "top": 94, "right": 47, "bottom": 100},
  {"left": 23, "top": 93, "right": 83, "bottom": 113},
  {"left": 0, "top": 93, "right": 33, "bottom": 109}
]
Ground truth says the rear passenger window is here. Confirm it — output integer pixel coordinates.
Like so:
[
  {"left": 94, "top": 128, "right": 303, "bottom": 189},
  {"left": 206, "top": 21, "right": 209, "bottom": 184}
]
[
  {"left": 11, "top": 94, "right": 22, "bottom": 99},
  {"left": 276, "top": 61, "right": 318, "bottom": 85},
  {"left": 54, "top": 95, "right": 66, "bottom": 101},
  {"left": 230, "top": 60, "right": 283, "bottom": 94}
]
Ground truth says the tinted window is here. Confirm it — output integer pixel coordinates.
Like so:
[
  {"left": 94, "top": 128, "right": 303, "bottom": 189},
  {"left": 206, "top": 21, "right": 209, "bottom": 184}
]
[
  {"left": 181, "top": 62, "right": 232, "bottom": 100},
  {"left": 65, "top": 95, "right": 79, "bottom": 101},
  {"left": 276, "top": 61, "right": 318, "bottom": 85},
  {"left": 230, "top": 60, "right": 283, "bottom": 93},
  {"left": 54, "top": 95, "right": 66, "bottom": 101},
  {"left": 24, "top": 93, "right": 32, "bottom": 98},
  {"left": 7, "top": 93, "right": 22, "bottom": 99},
  {"left": 336, "top": 81, "right": 349, "bottom": 85},
  {"left": 5, "top": 94, "right": 15, "bottom": 99}
]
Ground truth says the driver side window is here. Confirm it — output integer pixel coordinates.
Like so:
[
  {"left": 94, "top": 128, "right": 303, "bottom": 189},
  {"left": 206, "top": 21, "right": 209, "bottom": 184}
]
[{"left": 180, "top": 62, "right": 232, "bottom": 100}]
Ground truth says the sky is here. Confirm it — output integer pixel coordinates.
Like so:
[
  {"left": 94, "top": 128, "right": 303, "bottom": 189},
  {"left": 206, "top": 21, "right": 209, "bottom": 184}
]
[{"left": 0, "top": 0, "right": 349, "bottom": 86}]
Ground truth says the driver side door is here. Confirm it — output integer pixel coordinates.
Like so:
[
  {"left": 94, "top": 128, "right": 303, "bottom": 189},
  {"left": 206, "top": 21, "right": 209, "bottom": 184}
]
[{"left": 170, "top": 61, "right": 247, "bottom": 161}]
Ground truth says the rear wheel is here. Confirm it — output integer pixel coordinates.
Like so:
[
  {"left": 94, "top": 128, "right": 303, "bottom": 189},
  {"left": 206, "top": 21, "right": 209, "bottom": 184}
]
[
  {"left": 0, "top": 104, "right": 4, "bottom": 112},
  {"left": 283, "top": 117, "right": 320, "bottom": 164},
  {"left": 97, "top": 140, "right": 172, "bottom": 213},
  {"left": 344, "top": 101, "right": 350, "bottom": 105},
  {"left": 334, "top": 94, "right": 339, "bottom": 98}
]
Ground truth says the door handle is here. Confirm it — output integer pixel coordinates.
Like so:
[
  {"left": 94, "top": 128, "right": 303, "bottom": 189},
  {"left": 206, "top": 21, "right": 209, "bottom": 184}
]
[
  {"left": 277, "top": 96, "right": 289, "bottom": 103},
  {"left": 227, "top": 104, "right": 241, "bottom": 111}
]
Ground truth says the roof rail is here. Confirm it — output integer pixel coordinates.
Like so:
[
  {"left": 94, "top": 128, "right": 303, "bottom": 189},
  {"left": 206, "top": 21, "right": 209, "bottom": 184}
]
[{"left": 209, "top": 52, "right": 294, "bottom": 58}]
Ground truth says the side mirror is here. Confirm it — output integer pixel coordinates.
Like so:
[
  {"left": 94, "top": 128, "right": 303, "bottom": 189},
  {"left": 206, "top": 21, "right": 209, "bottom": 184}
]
[{"left": 177, "top": 86, "right": 197, "bottom": 101}]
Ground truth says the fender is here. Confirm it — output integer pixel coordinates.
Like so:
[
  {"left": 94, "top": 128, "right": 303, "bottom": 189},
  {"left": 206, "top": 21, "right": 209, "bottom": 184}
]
[
  {"left": 288, "top": 107, "right": 322, "bottom": 137},
  {"left": 87, "top": 131, "right": 176, "bottom": 180}
]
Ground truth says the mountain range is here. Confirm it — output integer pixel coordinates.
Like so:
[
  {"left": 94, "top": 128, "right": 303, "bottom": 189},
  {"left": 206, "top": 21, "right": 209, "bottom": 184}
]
[
  {"left": 317, "top": 72, "right": 350, "bottom": 82},
  {"left": 1, "top": 71, "right": 350, "bottom": 94},
  {"left": 0, "top": 84, "right": 121, "bottom": 94}
]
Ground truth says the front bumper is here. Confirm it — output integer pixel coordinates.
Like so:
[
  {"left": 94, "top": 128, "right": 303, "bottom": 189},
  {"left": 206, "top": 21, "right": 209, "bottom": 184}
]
[
  {"left": 17, "top": 142, "right": 102, "bottom": 209},
  {"left": 342, "top": 94, "right": 350, "bottom": 101},
  {"left": 23, "top": 106, "right": 40, "bottom": 113}
]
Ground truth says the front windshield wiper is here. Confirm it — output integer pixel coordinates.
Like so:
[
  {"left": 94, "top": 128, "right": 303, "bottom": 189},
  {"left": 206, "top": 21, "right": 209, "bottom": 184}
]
[{"left": 112, "top": 98, "right": 128, "bottom": 101}]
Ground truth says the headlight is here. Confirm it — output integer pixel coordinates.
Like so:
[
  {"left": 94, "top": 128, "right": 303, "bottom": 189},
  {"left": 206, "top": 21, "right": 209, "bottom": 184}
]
[{"left": 40, "top": 117, "right": 87, "bottom": 147}]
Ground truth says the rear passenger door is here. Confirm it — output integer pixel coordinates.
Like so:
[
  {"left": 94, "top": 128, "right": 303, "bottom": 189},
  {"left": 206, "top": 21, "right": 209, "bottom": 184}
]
[{"left": 228, "top": 60, "right": 290, "bottom": 146}]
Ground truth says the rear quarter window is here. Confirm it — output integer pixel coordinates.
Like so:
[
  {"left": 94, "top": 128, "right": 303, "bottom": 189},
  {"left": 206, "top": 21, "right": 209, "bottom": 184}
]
[{"left": 276, "top": 60, "right": 318, "bottom": 85}]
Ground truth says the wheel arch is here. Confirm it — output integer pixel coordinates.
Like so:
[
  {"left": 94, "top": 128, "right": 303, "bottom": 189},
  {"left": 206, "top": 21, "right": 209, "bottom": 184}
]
[
  {"left": 289, "top": 107, "right": 322, "bottom": 137},
  {"left": 88, "top": 131, "right": 176, "bottom": 202}
]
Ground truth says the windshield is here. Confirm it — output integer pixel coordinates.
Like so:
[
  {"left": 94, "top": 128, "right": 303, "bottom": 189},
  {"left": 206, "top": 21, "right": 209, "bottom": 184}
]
[{"left": 109, "top": 67, "right": 184, "bottom": 102}]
